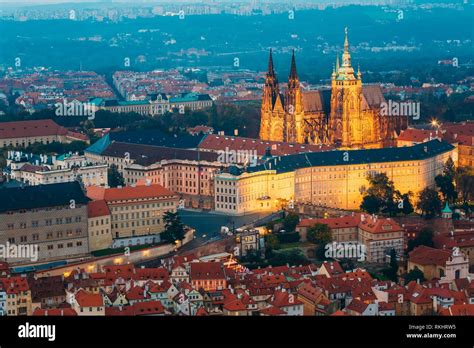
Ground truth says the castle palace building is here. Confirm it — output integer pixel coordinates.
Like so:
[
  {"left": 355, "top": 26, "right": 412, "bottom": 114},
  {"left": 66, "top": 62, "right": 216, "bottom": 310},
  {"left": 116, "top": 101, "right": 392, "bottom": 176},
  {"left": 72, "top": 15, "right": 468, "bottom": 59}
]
[{"left": 259, "top": 28, "right": 407, "bottom": 149}]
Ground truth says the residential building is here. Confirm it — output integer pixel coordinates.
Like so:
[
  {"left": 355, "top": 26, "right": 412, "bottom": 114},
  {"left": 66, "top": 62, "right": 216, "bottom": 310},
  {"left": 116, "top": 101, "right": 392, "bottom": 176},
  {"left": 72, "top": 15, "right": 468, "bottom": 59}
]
[
  {"left": 0, "top": 276, "right": 32, "bottom": 316},
  {"left": 69, "top": 289, "right": 105, "bottom": 316},
  {"left": 87, "top": 200, "right": 112, "bottom": 252},
  {"left": 408, "top": 246, "right": 452, "bottom": 280},
  {"left": 0, "top": 119, "right": 88, "bottom": 148},
  {"left": 87, "top": 184, "right": 179, "bottom": 239},
  {"left": 189, "top": 262, "right": 227, "bottom": 291},
  {"left": 0, "top": 182, "right": 90, "bottom": 264},
  {"left": 358, "top": 216, "right": 404, "bottom": 263}
]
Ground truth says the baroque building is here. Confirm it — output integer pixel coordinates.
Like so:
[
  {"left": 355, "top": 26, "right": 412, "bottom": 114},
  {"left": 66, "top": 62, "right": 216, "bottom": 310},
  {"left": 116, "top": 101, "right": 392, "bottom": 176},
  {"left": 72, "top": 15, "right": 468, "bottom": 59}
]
[{"left": 259, "top": 28, "right": 407, "bottom": 149}]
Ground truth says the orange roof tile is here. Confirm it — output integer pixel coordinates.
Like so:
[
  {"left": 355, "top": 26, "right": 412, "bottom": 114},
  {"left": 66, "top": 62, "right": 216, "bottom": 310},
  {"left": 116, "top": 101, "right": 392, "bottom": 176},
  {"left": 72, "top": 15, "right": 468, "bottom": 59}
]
[{"left": 87, "top": 200, "right": 110, "bottom": 218}]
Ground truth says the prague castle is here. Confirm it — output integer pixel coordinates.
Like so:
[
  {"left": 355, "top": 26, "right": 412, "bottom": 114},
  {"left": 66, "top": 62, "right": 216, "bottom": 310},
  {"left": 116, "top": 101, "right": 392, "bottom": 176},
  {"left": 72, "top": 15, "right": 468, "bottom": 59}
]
[
  {"left": 214, "top": 140, "right": 456, "bottom": 215},
  {"left": 259, "top": 28, "right": 407, "bottom": 149}
]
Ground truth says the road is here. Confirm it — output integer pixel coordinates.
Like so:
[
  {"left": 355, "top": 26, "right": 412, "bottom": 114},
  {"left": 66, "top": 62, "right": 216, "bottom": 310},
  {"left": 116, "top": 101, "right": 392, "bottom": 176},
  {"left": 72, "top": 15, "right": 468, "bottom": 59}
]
[{"left": 136, "top": 209, "right": 275, "bottom": 268}]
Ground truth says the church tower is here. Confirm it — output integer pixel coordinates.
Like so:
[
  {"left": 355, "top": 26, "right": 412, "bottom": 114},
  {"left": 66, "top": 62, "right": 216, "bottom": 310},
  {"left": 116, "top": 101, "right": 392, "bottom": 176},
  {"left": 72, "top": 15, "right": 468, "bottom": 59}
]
[
  {"left": 260, "top": 49, "right": 285, "bottom": 141},
  {"left": 329, "top": 27, "right": 363, "bottom": 148},
  {"left": 285, "top": 50, "right": 304, "bottom": 143}
]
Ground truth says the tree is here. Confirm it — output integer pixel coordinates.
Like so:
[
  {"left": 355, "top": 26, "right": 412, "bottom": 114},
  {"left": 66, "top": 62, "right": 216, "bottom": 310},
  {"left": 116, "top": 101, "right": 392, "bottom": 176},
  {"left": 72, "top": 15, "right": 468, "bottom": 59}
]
[
  {"left": 306, "top": 223, "right": 331, "bottom": 245},
  {"left": 398, "top": 192, "right": 414, "bottom": 215},
  {"left": 443, "top": 157, "right": 456, "bottom": 179},
  {"left": 417, "top": 188, "right": 442, "bottom": 218},
  {"left": 384, "top": 248, "right": 399, "bottom": 281},
  {"left": 268, "top": 249, "right": 309, "bottom": 267},
  {"left": 161, "top": 212, "right": 186, "bottom": 242},
  {"left": 240, "top": 249, "right": 261, "bottom": 264},
  {"left": 407, "top": 227, "right": 434, "bottom": 252},
  {"left": 456, "top": 167, "right": 474, "bottom": 204},
  {"left": 404, "top": 268, "right": 425, "bottom": 283},
  {"left": 435, "top": 157, "right": 458, "bottom": 203},
  {"left": 315, "top": 243, "right": 328, "bottom": 261},
  {"left": 360, "top": 194, "right": 381, "bottom": 215},
  {"left": 107, "top": 164, "right": 125, "bottom": 188},
  {"left": 265, "top": 234, "right": 280, "bottom": 252},
  {"left": 282, "top": 212, "right": 300, "bottom": 232},
  {"left": 360, "top": 173, "right": 408, "bottom": 216}
]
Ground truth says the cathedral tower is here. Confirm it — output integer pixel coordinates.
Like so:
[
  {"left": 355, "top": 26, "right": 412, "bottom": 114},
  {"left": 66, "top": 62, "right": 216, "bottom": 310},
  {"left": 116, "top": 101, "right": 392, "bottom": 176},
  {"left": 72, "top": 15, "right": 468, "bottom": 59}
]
[
  {"left": 260, "top": 49, "right": 285, "bottom": 141},
  {"left": 328, "top": 27, "right": 364, "bottom": 147},
  {"left": 285, "top": 50, "right": 304, "bottom": 143}
]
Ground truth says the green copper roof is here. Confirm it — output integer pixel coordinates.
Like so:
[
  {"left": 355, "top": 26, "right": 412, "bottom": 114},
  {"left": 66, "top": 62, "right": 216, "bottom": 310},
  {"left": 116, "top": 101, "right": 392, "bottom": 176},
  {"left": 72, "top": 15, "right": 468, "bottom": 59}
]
[{"left": 442, "top": 202, "right": 453, "bottom": 213}]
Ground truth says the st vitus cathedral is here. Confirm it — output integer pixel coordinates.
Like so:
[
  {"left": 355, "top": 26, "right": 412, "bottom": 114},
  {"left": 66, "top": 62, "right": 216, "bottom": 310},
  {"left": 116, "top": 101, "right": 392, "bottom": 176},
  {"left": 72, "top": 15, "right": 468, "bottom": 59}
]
[{"left": 259, "top": 28, "right": 407, "bottom": 149}]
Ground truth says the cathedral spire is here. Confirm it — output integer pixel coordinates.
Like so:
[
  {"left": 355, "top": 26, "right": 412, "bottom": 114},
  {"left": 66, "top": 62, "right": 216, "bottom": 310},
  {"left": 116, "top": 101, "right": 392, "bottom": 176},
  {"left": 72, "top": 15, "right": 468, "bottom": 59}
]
[
  {"left": 268, "top": 48, "right": 275, "bottom": 76},
  {"left": 341, "top": 27, "right": 352, "bottom": 68},
  {"left": 289, "top": 49, "right": 298, "bottom": 80},
  {"left": 337, "top": 27, "right": 355, "bottom": 80},
  {"left": 344, "top": 27, "right": 349, "bottom": 53},
  {"left": 336, "top": 54, "right": 340, "bottom": 72}
]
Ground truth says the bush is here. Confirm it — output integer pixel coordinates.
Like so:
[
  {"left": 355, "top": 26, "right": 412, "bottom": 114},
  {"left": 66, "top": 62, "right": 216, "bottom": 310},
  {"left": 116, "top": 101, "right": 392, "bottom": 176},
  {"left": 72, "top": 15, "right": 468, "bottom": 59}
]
[
  {"left": 277, "top": 232, "right": 300, "bottom": 244},
  {"left": 268, "top": 249, "right": 309, "bottom": 267}
]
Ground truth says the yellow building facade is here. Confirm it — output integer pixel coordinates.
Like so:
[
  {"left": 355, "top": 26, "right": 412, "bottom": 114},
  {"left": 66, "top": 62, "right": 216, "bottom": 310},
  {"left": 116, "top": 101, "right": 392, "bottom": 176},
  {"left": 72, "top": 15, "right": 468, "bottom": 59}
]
[{"left": 214, "top": 140, "right": 457, "bottom": 215}]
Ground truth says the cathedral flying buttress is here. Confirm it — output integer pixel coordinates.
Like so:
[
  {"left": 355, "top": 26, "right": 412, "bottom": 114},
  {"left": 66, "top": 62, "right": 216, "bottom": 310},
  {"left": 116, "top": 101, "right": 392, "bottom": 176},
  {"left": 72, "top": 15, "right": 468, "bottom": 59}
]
[{"left": 259, "top": 28, "right": 407, "bottom": 149}]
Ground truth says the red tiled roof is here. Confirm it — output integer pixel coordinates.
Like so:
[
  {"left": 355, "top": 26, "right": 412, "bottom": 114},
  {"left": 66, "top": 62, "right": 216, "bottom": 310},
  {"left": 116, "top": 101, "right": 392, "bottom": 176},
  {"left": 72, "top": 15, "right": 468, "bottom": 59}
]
[
  {"left": 269, "top": 290, "right": 303, "bottom": 308},
  {"left": 196, "top": 307, "right": 209, "bottom": 316},
  {"left": 133, "top": 268, "right": 169, "bottom": 282},
  {"left": 346, "top": 299, "right": 369, "bottom": 314},
  {"left": 398, "top": 128, "right": 437, "bottom": 143},
  {"left": 66, "top": 130, "right": 89, "bottom": 142},
  {"left": 33, "top": 308, "right": 77, "bottom": 316},
  {"left": 87, "top": 200, "right": 110, "bottom": 218},
  {"left": 359, "top": 216, "right": 403, "bottom": 234},
  {"left": 378, "top": 301, "right": 395, "bottom": 312},
  {"left": 105, "top": 305, "right": 135, "bottom": 316},
  {"left": 439, "top": 304, "right": 474, "bottom": 316},
  {"left": 223, "top": 299, "right": 247, "bottom": 312},
  {"left": 198, "top": 134, "right": 333, "bottom": 157},
  {"left": 0, "top": 119, "right": 68, "bottom": 139},
  {"left": 190, "top": 262, "right": 226, "bottom": 281},
  {"left": 297, "top": 283, "right": 323, "bottom": 303},
  {"left": 0, "top": 276, "right": 30, "bottom": 294},
  {"left": 18, "top": 163, "right": 50, "bottom": 173},
  {"left": 299, "top": 214, "right": 403, "bottom": 235},
  {"left": 75, "top": 289, "right": 103, "bottom": 307},
  {"left": 320, "top": 261, "right": 344, "bottom": 277},
  {"left": 87, "top": 184, "right": 176, "bottom": 202},
  {"left": 408, "top": 246, "right": 451, "bottom": 267},
  {"left": 126, "top": 286, "right": 150, "bottom": 301},
  {"left": 133, "top": 300, "right": 165, "bottom": 315},
  {"left": 298, "top": 215, "right": 360, "bottom": 229},
  {"left": 260, "top": 305, "right": 286, "bottom": 316}
]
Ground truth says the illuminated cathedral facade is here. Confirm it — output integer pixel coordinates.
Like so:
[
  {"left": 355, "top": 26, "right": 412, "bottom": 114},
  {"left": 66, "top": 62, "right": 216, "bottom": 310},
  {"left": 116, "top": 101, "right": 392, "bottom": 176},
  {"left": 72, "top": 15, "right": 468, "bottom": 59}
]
[{"left": 259, "top": 28, "right": 407, "bottom": 149}]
